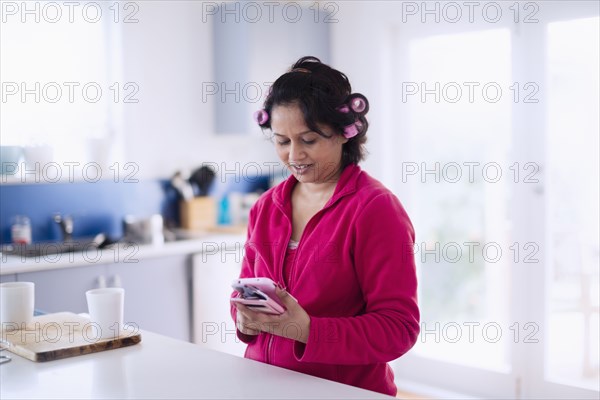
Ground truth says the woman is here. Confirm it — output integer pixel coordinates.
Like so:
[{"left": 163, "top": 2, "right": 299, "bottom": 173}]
[{"left": 230, "top": 56, "right": 419, "bottom": 396}]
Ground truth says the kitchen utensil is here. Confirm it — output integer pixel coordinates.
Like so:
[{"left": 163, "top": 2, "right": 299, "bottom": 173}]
[
  {"left": 0, "top": 146, "right": 23, "bottom": 175},
  {"left": 123, "top": 215, "right": 164, "bottom": 245},
  {"left": 171, "top": 171, "right": 194, "bottom": 200},
  {"left": 23, "top": 145, "right": 53, "bottom": 171},
  {"left": 189, "top": 165, "right": 216, "bottom": 196}
]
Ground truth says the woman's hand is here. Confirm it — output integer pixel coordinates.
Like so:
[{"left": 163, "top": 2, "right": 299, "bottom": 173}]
[
  {"left": 232, "top": 287, "right": 311, "bottom": 343},
  {"left": 235, "top": 306, "right": 261, "bottom": 336}
]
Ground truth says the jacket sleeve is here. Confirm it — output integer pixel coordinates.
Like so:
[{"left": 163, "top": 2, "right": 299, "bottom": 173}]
[
  {"left": 230, "top": 204, "right": 259, "bottom": 344},
  {"left": 294, "top": 193, "right": 420, "bottom": 365}
]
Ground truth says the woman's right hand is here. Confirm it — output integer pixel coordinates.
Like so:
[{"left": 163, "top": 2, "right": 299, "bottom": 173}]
[{"left": 236, "top": 308, "right": 261, "bottom": 336}]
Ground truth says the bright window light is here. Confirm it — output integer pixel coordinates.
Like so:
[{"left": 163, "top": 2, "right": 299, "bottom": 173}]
[
  {"left": 1, "top": 10, "right": 112, "bottom": 165},
  {"left": 546, "top": 16, "right": 600, "bottom": 390},
  {"left": 405, "top": 28, "right": 512, "bottom": 372}
]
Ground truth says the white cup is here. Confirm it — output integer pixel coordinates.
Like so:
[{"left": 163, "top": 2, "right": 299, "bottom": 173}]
[
  {"left": 86, "top": 288, "right": 124, "bottom": 340},
  {"left": 0, "top": 282, "right": 35, "bottom": 330}
]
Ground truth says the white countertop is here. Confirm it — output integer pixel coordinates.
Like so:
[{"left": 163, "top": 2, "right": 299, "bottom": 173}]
[
  {"left": 0, "top": 330, "right": 390, "bottom": 399},
  {"left": 0, "top": 234, "right": 246, "bottom": 275}
]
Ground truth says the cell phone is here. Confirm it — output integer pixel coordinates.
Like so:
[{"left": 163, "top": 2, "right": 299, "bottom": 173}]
[{"left": 231, "top": 277, "right": 286, "bottom": 315}]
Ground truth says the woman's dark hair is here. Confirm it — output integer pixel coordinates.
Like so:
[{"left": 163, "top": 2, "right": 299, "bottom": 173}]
[{"left": 258, "top": 56, "right": 369, "bottom": 167}]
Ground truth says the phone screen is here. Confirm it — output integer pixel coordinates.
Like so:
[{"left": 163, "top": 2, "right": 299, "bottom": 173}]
[{"left": 237, "top": 285, "right": 266, "bottom": 300}]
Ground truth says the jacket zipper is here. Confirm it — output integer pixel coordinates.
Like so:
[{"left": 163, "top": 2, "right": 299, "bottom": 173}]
[
  {"left": 270, "top": 214, "right": 291, "bottom": 365},
  {"left": 278, "top": 215, "right": 292, "bottom": 289},
  {"left": 266, "top": 333, "right": 274, "bottom": 364}
]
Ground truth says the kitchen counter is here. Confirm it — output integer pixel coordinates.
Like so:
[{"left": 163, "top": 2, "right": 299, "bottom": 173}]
[
  {"left": 0, "top": 233, "right": 246, "bottom": 275},
  {"left": 0, "top": 231, "right": 249, "bottom": 343},
  {"left": 0, "top": 330, "right": 390, "bottom": 399}
]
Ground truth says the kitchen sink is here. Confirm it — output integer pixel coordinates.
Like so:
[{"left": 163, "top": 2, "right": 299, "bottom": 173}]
[{"left": 1, "top": 235, "right": 107, "bottom": 258}]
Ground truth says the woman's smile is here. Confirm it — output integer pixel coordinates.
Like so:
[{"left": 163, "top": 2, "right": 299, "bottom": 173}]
[{"left": 289, "top": 163, "right": 314, "bottom": 175}]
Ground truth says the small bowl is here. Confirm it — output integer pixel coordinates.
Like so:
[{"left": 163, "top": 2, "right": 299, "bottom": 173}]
[{"left": 0, "top": 146, "right": 23, "bottom": 175}]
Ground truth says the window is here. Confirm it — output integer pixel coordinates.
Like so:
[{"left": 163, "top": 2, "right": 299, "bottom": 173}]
[
  {"left": 546, "top": 16, "right": 599, "bottom": 390},
  {"left": 1, "top": 2, "right": 122, "bottom": 175},
  {"left": 405, "top": 28, "right": 512, "bottom": 372},
  {"left": 387, "top": 3, "right": 600, "bottom": 399}
]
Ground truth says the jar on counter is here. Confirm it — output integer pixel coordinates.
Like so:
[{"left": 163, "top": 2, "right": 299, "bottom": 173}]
[{"left": 11, "top": 215, "right": 32, "bottom": 245}]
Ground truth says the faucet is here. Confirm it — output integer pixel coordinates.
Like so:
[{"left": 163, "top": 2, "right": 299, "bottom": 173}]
[{"left": 53, "top": 214, "right": 73, "bottom": 242}]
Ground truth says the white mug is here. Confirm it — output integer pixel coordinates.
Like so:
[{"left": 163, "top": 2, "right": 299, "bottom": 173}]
[
  {"left": 86, "top": 288, "right": 124, "bottom": 340},
  {"left": 0, "top": 282, "right": 35, "bottom": 330}
]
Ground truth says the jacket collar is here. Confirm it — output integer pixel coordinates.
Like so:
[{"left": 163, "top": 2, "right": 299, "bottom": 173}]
[{"left": 272, "top": 164, "right": 362, "bottom": 214}]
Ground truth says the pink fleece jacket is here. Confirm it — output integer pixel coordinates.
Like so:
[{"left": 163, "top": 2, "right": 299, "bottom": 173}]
[{"left": 230, "top": 164, "right": 420, "bottom": 396}]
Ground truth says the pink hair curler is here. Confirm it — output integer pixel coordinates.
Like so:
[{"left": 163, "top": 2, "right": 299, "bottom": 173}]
[
  {"left": 343, "top": 122, "right": 361, "bottom": 139},
  {"left": 350, "top": 96, "right": 367, "bottom": 113},
  {"left": 253, "top": 109, "right": 269, "bottom": 125},
  {"left": 337, "top": 104, "right": 350, "bottom": 113}
]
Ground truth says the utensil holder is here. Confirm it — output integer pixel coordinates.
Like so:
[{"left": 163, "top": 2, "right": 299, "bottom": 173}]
[{"left": 180, "top": 197, "right": 217, "bottom": 230}]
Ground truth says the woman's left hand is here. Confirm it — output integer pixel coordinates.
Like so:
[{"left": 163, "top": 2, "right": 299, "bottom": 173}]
[{"left": 232, "top": 287, "right": 311, "bottom": 343}]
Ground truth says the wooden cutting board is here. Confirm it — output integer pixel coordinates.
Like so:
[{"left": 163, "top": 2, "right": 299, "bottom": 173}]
[{"left": 0, "top": 312, "right": 142, "bottom": 362}]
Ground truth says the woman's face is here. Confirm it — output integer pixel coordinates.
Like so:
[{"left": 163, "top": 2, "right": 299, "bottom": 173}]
[{"left": 270, "top": 103, "right": 348, "bottom": 184}]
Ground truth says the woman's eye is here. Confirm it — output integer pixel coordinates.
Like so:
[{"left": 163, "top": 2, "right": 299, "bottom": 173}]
[{"left": 275, "top": 139, "right": 315, "bottom": 145}]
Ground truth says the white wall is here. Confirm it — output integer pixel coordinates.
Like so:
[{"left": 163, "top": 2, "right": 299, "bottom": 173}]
[
  {"left": 117, "top": 1, "right": 389, "bottom": 181},
  {"left": 119, "top": 1, "right": 275, "bottom": 179},
  {"left": 329, "top": 3, "right": 391, "bottom": 184}
]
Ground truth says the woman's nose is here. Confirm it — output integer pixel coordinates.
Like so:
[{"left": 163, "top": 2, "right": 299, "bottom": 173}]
[{"left": 289, "top": 142, "right": 305, "bottom": 161}]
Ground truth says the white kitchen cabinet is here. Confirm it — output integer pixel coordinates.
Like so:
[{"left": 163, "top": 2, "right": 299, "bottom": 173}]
[
  {"left": 192, "top": 236, "right": 247, "bottom": 357},
  {"left": 16, "top": 255, "right": 192, "bottom": 341},
  {"left": 107, "top": 255, "right": 191, "bottom": 342},
  {"left": 0, "top": 274, "right": 17, "bottom": 283}
]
